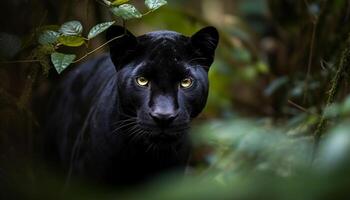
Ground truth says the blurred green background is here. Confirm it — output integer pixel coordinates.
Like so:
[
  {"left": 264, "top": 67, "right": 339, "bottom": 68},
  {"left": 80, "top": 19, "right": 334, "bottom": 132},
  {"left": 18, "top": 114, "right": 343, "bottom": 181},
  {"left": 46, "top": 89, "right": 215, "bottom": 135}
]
[{"left": 2, "top": 0, "right": 350, "bottom": 199}]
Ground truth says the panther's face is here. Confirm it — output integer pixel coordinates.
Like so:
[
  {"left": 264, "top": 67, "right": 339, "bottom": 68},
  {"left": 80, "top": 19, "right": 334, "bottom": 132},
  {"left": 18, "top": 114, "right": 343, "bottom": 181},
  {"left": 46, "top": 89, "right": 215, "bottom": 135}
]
[{"left": 107, "top": 26, "right": 219, "bottom": 144}]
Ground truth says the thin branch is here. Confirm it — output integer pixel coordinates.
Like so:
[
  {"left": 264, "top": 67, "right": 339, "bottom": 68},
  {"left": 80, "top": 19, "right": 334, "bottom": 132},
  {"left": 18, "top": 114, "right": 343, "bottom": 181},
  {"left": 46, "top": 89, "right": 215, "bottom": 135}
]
[
  {"left": 302, "top": 0, "right": 320, "bottom": 104},
  {"left": 142, "top": 10, "right": 153, "bottom": 17},
  {"left": 0, "top": 60, "right": 41, "bottom": 65},
  {"left": 288, "top": 100, "right": 312, "bottom": 114},
  {"left": 72, "top": 34, "right": 124, "bottom": 64},
  {"left": 303, "top": 19, "right": 318, "bottom": 104}
]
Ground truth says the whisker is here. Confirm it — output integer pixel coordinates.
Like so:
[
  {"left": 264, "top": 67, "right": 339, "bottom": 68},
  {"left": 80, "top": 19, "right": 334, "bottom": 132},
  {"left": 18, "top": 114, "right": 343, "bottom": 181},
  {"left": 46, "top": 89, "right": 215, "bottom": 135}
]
[
  {"left": 127, "top": 125, "right": 140, "bottom": 136},
  {"left": 133, "top": 129, "right": 146, "bottom": 140},
  {"left": 112, "top": 121, "right": 138, "bottom": 133},
  {"left": 112, "top": 118, "right": 137, "bottom": 126},
  {"left": 139, "top": 130, "right": 148, "bottom": 138},
  {"left": 112, "top": 122, "right": 137, "bottom": 133},
  {"left": 129, "top": 128, "right": 144, "bottom": 144}
]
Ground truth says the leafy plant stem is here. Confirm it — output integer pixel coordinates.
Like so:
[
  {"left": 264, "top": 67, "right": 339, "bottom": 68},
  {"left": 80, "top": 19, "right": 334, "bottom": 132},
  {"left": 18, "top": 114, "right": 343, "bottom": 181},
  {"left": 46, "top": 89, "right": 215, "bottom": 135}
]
[
  {"left": 313, "top": 33, "right": 350, "bottom": 147},
  {"left": 72, "top": 34, "right": 125, "bottom": 63}
]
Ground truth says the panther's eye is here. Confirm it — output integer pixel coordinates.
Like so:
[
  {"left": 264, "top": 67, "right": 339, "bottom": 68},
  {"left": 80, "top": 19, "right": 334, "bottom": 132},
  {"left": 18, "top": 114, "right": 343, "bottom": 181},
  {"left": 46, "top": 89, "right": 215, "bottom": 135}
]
[
  {"left": 136, "top": 77, "right": 149, "bottom": 87},
  {"left": 180, "top": 78, "right": 193, "bottom": 89}
]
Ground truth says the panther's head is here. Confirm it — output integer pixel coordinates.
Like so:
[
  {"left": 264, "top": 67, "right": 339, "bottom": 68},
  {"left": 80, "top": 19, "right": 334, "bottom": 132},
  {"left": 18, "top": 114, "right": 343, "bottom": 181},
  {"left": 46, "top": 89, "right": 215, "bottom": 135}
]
[{"left": 107, "top": 26, "right": 219, "bottom": 144}]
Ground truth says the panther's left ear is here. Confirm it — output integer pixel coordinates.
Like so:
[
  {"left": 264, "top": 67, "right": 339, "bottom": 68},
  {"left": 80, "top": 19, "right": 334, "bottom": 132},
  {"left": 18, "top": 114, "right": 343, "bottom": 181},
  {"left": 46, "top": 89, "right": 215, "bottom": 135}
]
[
  {"left": 106, "top": 25, "right": 138, "bottom": 71},
  {"left": 190, "top": 26, "right": 219, "bottom": 68}
]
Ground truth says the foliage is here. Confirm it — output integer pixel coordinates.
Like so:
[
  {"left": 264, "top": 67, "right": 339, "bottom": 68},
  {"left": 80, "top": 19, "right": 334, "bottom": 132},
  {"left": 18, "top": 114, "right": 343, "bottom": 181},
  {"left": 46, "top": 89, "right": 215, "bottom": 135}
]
[
  {"left": 4, "top": 0, "right": 168, "bottom": 74},
  {"left": 47, "top": 0, "right": 166, "bottom": 73},
  {"left": 88, "top": 21, "right": 116, "bottom": 39},
  {"left": 2, "top": 0, "right": 350, "bottom": 199},
  {"left": 5, "top": 111, "right": 350, "bottom": 199},
  {"left": 50, "top": 52, "right": 76, "bottom": 74}
]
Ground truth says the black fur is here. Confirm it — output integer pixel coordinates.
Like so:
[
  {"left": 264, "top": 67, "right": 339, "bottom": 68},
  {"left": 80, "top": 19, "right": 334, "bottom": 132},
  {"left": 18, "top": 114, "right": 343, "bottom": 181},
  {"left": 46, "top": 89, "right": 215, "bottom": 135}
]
[{"left": 46, "top": 26, "right": 219, "bottom": 185}]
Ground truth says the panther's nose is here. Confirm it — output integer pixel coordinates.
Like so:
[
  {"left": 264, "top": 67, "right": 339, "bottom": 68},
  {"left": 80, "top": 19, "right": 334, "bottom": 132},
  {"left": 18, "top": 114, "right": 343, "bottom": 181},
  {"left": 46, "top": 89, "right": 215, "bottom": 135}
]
[
  {"left": 149, "top": 94, "right": 179, "bottom": 127},
  {"left": 149, "top": 111, "right": 178, "bottom": 127}
]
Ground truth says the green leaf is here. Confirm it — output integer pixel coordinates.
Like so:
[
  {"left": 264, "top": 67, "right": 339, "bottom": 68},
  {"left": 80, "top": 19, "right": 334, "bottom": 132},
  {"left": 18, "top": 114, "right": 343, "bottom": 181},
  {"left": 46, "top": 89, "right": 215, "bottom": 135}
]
[
  {"left": 145, "top": 0, "right": 167, "bottom": 10},
  {"left": 51, "top": 52, "right": 76, "bottom": 74},
  {"left": 110, "top": 4, "right": 142, "bottom": 20},
  {"left": 111, "top": 0, "right": 129, "bottom": 6},
  {"left": 38, "top": 30, "right": 60, "bottom": 45},
  {"left": 58, "top": 35, "right": 85, "bottom": 47},
  {"left": 59, "top": 20, "right": 83, "bottom": 36},
  {"left": 87, "top": 21, "right": 115, "bottom": 39}
]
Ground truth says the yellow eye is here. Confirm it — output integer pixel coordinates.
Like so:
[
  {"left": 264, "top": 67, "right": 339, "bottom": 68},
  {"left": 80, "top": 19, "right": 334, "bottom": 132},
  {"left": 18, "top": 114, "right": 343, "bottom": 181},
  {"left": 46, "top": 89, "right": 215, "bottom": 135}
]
[
  {"left": 136, "top": 77, "right": 149, "bottom": 87},
  {"left": 180, "top": 78, "right": 193, "bottom": 88}
]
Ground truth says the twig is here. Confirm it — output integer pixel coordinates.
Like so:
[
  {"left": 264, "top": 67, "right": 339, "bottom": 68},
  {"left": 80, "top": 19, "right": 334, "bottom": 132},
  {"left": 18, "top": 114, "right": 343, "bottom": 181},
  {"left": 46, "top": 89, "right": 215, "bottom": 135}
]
[
  {"left": 303, "top": 20, "right": 317, "bottom": 104},
  {"left": 72, "top": 34, "right": 124, "bottom": 63},
  {"left": 287, "top": 100, "right": 313, "bottom": 115},
  {"left": 0, "top": 60, "right": 41, "bottom": 65},
  {"left": 303, "top": 0, "right": 319, "bottom": 104}
]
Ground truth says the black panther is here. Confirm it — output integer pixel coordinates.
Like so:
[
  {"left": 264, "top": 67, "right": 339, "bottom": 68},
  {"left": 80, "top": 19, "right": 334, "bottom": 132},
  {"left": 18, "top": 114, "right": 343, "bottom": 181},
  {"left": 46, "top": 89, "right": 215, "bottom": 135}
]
[{"left": 46, "top": 25, "right": 219, "bottom": 185}]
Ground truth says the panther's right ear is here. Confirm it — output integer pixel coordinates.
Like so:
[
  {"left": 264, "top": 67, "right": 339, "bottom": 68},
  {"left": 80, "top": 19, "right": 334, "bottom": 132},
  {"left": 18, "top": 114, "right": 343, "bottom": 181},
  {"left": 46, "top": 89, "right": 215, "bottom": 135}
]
[{"left": 106, "top": 25, "right": 138, "bottom": 70}]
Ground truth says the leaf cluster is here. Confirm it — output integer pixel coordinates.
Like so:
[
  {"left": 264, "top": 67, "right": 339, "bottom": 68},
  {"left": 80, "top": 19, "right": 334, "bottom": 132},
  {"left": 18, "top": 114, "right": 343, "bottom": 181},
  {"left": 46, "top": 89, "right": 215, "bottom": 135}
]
[{"left": 36, "top": 0, "right": 167, "bottom": 74}]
